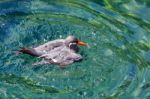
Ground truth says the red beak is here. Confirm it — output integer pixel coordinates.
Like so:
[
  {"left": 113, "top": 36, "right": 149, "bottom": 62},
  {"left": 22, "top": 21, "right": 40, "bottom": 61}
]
[{"left": 77, "top": 40, "right": 87, "bottom": 46}]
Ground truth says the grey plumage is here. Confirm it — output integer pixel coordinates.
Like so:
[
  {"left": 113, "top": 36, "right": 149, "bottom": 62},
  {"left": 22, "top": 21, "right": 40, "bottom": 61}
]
[{"left": 19, "top": 36, "right": 87, "bottom": 66}]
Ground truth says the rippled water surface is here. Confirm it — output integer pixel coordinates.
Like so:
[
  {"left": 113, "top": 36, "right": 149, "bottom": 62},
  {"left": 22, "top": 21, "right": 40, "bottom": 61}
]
[{"left": 0, "top": 0, "right": 150, "bottom": 98}]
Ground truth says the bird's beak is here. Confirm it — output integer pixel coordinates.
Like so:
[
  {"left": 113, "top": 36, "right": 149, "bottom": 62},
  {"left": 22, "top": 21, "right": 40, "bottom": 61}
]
[{"left": 77, "top": 40, "right": 87, "bottom": 46}]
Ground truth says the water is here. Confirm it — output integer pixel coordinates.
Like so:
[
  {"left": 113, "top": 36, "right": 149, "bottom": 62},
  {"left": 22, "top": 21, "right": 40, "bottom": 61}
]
[{"left": 0, "top": 0, "right": 150, "bottom": 98}]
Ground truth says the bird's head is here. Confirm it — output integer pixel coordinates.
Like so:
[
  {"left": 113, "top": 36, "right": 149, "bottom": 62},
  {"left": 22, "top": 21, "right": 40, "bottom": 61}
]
[{"left": 65, "top": 35, "right": 87, "bottom": 52}]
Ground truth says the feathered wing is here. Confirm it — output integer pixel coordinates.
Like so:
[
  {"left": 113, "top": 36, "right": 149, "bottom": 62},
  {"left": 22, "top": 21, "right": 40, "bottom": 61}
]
[
  {"left": 58, "top": 53, "right": 82, "bottom": 66},
  {"left": 33, "top": 39, "right": 64, "bottom": 52},
  {"left": 18, "top": 39, "right": 64, "bottom": 57},
  {"left": 37, "top": 46, "right": 82, "bottom": 66}
]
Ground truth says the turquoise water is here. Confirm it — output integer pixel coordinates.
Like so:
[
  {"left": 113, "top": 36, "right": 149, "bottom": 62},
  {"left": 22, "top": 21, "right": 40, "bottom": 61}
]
[{"left": 0, "top": 0, "right": 150, "bottom": 98}]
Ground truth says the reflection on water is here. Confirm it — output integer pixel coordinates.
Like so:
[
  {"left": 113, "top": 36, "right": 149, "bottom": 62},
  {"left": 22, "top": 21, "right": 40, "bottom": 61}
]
[{"left": 0, "top": 0, "right": 150, "bottom": 98}]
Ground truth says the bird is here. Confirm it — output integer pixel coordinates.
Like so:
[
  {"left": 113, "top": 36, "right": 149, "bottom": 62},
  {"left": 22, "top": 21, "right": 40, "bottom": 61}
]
[{"left": 18, "top": 36, "right": 87, "bottom": 66}]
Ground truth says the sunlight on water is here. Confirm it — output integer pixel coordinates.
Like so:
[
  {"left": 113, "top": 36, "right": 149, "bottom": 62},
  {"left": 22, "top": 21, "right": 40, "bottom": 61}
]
[{"left": 0, "top": 0, "right": 150, "bottom": 98}]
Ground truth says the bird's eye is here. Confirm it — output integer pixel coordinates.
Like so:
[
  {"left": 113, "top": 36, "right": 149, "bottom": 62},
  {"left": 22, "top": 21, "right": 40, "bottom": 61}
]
[{"left": 75, "top": 40, "right": 78, "bottom": 43}]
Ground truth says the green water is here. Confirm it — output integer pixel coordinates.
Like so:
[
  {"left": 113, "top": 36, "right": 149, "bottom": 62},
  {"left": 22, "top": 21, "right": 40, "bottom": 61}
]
[{"left": 0, "top": 0, "right": 150, "bottom": 98}]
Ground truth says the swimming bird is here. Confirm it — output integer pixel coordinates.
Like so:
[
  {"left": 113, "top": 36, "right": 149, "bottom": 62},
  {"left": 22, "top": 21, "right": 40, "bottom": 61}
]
[{"left": 19, "top": 36, "right": 87, "bottom": 66}]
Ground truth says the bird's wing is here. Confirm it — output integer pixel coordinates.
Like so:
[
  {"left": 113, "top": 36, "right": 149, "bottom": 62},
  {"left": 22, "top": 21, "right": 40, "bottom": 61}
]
[
  {"left": 53, "top": 50, "right": 82, "bottom": 65},
  {"left": 58, "top": 53, "right": 82, "bottom": 66},
  {"left": 34, "top": 39, "right": 64, "bottom": 52},
  {"left": 66, "top": 52, "right": 82, "bottom": 61},
  {"left": 39, "top": 46, "right": 64, "bottom": 59},
  {"left": 38, "top": 46, "right": 82, "bottom": 66}
]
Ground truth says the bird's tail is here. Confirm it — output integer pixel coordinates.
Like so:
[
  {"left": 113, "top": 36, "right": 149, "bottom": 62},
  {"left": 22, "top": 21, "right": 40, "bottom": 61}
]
[{"left": 18, "top": 47, "right": 39, "bottom": 56}]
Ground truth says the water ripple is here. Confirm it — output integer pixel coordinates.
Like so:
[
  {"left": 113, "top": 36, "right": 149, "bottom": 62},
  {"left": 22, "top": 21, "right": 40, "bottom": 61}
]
[{"left": 0, "top": 0, "right": 150, "bottom": 98}]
